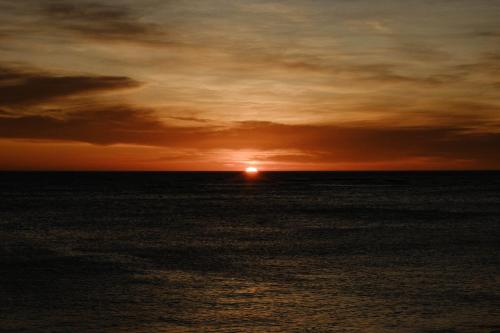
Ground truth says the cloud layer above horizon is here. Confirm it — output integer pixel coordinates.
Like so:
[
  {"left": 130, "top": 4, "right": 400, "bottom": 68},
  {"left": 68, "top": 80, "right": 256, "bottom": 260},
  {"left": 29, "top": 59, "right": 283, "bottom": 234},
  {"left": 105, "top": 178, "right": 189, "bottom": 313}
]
[{"left": 1, "top": 0, "right": 500, "bottom": 170}]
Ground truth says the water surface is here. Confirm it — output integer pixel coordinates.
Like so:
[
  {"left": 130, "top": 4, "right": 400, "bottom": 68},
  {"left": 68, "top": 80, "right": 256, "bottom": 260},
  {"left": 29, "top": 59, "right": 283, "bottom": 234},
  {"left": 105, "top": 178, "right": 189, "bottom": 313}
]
[{"left": 1, "top": 172, "right": 499, "bottom": 332}]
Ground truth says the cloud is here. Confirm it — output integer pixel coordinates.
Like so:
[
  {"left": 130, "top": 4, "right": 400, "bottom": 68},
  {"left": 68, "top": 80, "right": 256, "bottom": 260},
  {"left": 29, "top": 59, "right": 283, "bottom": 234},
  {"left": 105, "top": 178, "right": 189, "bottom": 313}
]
[
  {"left": 238, "top": 2, "right": 308, "bottom": 23},
  {"left": 455, "top": 53, "right": 500, "bottom": 76},
  {"left": 228, "top": 50, "right": 456, "bottom": 87},
  {"left": 0, "top": 106, "right": 199, "bottom": 146},
  {"left": 33, "top": 0, "right": 182, "bottom": 47},
  {"left": 0, "top": 108, "right": 13, "bottom": 116},
  {"left": 1, "top": 107, "right": 499, "bottom": 168},
  {"left": 167, "top": 116, "right": 211, "bottom": 123},
  {"left": 0, "top": 65, "right": 141, "bottom": 107},
  {"left": 474, "top": 31, "right": 500, "bottom": 38},
  {"left": 386, "top": 42, "right": 451, "bottom": 62},
  {"left": 41, "top": 1, "right": 163, "bottom": 40},
  {"left": 347, "top": 20, "right": 392, "bottom": 33}
]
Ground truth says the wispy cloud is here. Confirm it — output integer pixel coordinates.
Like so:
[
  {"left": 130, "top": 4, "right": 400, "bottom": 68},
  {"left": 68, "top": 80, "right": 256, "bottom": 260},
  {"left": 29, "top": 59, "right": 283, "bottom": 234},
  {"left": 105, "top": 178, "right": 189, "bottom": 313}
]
[
  {"left": 347, "top": 20, "right": 392, "bottom": 34},
  {"left": 41, "top": 1, "right": 165, "bottom": 42}
]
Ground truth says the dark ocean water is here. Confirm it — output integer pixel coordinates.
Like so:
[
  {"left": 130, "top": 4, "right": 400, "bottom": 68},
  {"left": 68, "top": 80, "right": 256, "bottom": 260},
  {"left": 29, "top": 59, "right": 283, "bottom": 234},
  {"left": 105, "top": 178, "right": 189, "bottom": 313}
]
[{"left": 1, "top": 172, "right": 499, "bottom": 333}]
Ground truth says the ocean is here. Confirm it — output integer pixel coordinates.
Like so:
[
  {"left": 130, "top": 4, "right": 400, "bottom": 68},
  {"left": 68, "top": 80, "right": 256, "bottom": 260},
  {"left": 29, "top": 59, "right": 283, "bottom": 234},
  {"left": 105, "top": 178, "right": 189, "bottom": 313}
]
[{"left": 1, "top": 172, "right": 499, "bottom": 332}]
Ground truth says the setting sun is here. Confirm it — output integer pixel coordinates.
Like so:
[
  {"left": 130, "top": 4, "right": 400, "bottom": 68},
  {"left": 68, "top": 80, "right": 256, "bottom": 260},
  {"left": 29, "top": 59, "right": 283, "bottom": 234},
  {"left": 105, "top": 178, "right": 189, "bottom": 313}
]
[{"left": 245, "top": 166, "right": 259, "bottom": 174}]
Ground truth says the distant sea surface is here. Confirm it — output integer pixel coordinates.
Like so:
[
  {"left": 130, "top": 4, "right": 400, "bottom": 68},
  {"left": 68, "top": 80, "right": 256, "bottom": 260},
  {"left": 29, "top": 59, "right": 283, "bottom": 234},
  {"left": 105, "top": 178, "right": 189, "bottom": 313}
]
[{"left": 1, "top": 172, "right": 499, "bottom": 333}]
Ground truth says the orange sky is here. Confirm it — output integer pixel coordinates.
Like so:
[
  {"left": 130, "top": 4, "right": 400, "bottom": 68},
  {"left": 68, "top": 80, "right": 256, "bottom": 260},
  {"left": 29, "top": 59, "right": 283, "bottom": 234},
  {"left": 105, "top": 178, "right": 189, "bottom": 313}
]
[{"left": 1, "top": 0, "right": 500, "bottom": 170}]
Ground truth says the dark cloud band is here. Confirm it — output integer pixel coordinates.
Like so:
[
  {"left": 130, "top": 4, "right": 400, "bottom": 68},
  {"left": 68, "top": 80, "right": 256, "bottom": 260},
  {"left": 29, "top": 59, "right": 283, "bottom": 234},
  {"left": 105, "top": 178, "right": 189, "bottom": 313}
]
[{"left": 0, "top": 66, "right": 141, "bottom": 107}]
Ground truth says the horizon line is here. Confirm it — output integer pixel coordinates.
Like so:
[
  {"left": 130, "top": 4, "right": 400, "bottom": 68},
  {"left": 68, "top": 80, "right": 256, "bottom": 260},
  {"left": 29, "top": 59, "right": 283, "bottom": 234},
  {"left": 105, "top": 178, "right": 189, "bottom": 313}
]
[{"left": 1, "top": 169, "right": 500, "bottom": 173}]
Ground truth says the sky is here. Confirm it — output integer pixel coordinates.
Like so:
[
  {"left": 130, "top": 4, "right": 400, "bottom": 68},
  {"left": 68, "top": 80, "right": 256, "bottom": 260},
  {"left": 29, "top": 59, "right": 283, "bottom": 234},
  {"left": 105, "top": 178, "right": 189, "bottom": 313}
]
[{"left": 1, "top": 0, "right": 500, "bottom": 170}]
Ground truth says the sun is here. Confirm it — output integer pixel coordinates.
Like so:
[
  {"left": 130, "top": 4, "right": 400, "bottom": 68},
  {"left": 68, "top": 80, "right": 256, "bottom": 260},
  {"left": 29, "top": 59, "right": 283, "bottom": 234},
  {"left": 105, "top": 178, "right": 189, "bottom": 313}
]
[{"left": 245, "top": 166, "right": 259, "bottom": 174}]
